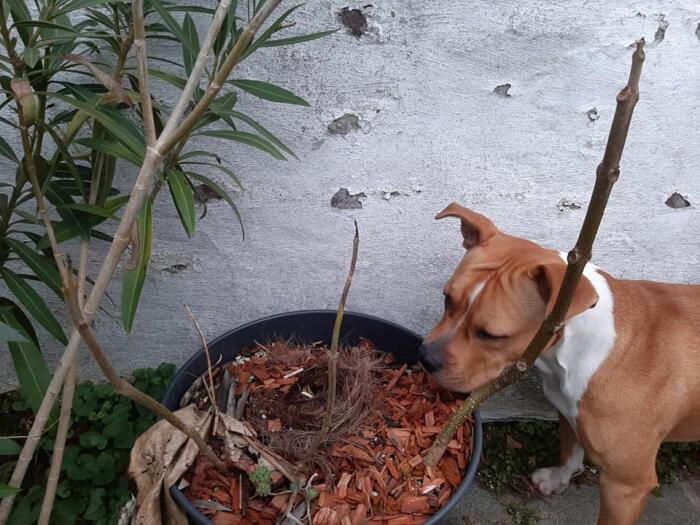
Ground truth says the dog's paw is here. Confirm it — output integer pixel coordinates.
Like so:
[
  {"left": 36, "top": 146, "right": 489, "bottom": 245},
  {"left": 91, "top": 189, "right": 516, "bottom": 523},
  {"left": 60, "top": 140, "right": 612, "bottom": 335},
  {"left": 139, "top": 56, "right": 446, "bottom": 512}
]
[{"left": 530, "top": 467, "right": 573, "bottom": 496}]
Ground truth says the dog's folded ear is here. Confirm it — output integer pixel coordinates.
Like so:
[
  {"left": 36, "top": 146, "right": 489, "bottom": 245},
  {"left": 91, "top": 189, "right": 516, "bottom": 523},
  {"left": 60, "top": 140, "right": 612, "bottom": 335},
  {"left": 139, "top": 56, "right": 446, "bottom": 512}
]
[
  {"left": 532, "top": 262, "right": 599, "bottom": 319},
  {"left": 435, "top": 203, "right": 500, "bottom": 250}
]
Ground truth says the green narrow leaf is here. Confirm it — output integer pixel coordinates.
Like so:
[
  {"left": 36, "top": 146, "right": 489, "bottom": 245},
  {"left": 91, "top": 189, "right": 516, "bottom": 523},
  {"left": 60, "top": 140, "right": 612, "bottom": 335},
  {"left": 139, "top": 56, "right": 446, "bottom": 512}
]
[
  {"left": 148, "top": 69, "right": 205, "bottom": 100},
  {"left": 0, "top": 483, "right": 21, "bottom": 497},
  {"left": 0, "top": 308, "right": 50, "bottom": 414},
  {"left": 121, "top": 200, "right": 152, "bottom": 333},
  {"left": 182, "top": 13, "right": 200, "bottom": 77},
  {"left": 45, "top": 182, "right": 90, "bottom": 239},
  {"left": 40, "top": 121, "right": 84, "bottom": 199},
  {"left": 52, "top": 94, "right": 145, "bottom": 158},
  {"left": 262, "top": 29, "right": 338, "bottom": 47},
  {"left": 179, "top": 150, "right": 222, "bottom": 162},
  {"left": 0, "top": 438, "right": 21, "bottom": 455},
  {"left": 54, "top": 0, "right": 115, "bottom": 17},
  {"left": 200, "top": 130, "right": 286, "bottom": 160},
  {"left": 180, "top": 161, "right": 241, "bottom": 189},
  {"left": 6, "top": 239, "right": 63, "bottom": 298},
  {"left": 76, "top": 137, "right": 144, "bottom": 166},
  {"left": 59, "top": 203, "right": 119, "bottom": 221},
  {"left": 0, "top": 321, "right": 28, "bottom": 343},
  {"left": 187, "top": 172, "right": 244, "bottom": 237},
  {"left": 229, "top": 110, "right": 296, "bottom": 159},
  {"left": 148, "top": 68, "right": 186, "bottom": 89},
  {"left": 36, "top": 195, "right": 129, "bottom": 249},
  {"left": 150, "top": 0, "right": 189, "bottom": 47},
  {"left": 0, "top": 297, "right": 39, "bottom": 346},
  {"left": 0, "top": 135, "right": 17, "bottom": 162},
  {"left": 1, "top": 268, "right": 67, "bottom": 344},
  {"left": 21, "top": 46, "right": 40, "bottom": 68},
  {"left": 213, "top": 13, "right": 229, "bottom": 57},
  {"left": 229, "top": 79, "right": 309, "bottom": 106},
  {"left": 242, "top": 4, "right": 302, "bottom": 59},
  {"left": 5, "top": 0, "right": 32, "bottom": 45},
  {"left": 209, "top": 92, "right": 238, "bottom": 114},
  {"left": 167, "top": 169, "right": 196, "bottom": 238},
  {"left": 12, "top": 20, "right": 79, "bottom": 34}
]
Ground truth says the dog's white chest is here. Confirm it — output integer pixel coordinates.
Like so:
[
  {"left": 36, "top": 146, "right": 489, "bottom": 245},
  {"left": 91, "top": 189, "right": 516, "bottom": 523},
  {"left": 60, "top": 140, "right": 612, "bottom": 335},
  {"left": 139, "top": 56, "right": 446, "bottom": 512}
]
[{"left": 534, "top": 262, "right": 616, "bottom": 431}]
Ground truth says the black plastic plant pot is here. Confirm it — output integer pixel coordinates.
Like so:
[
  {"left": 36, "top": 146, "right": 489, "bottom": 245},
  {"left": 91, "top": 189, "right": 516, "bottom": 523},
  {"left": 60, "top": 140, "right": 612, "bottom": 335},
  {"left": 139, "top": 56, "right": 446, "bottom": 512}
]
[{"left": 162, "top": 310, "right": 483, "bottom": 524}]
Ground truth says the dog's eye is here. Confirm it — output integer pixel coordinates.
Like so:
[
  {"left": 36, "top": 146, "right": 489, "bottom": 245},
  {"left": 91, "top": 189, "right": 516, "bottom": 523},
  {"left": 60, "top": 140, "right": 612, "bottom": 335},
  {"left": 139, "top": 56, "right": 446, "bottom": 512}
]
[{"left": 476, "top": 328, "right": 505, "bottom": 340}]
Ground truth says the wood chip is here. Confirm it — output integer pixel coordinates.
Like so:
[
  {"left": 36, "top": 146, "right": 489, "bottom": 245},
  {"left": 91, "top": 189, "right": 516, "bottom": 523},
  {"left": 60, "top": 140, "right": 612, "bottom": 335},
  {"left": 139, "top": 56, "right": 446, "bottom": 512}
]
[
  {"left": 385, "top": 364, "right": 407, "bottom": 391},
  {"left": 267, "top": 419, "right": 282, "bottom": 433},
  {"left": 350, "top": 503, "right": 368, "bottom": 525},
  {"left": 283, "top": 367, "right": 304, "bottom": 378},
  {"left": 270, "top": 494, "right": 289, "bottom": 512},
  {"left": 420, "top": 477, "right": 444, "bottom": 494},
  {"left": 399, "top": 495, "right": 429, "bottom": 513},
  {"left": 337, "top": 472, "right": 352, "bottom": 499}
]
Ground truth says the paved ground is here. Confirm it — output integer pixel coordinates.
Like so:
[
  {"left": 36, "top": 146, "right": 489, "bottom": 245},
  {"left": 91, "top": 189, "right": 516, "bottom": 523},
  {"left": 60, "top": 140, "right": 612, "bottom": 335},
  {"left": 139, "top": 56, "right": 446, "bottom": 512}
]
[{"left": 441, "top": 479, "right": 700, "bottom": 524}]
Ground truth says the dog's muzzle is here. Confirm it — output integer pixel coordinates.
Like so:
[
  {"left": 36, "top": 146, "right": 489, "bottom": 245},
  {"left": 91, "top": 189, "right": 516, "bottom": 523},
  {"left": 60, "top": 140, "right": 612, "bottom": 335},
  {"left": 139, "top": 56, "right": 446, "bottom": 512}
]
[{"left": 418, "top": 343, "right": 444, "bottom": 373}]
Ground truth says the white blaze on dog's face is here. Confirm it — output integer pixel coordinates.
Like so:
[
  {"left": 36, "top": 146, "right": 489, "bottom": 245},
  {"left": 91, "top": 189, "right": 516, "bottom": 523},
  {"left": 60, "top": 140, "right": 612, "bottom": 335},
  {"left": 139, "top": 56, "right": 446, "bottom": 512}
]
[{"left": 419, "top": 203, "right": 599, "bottom": 393}]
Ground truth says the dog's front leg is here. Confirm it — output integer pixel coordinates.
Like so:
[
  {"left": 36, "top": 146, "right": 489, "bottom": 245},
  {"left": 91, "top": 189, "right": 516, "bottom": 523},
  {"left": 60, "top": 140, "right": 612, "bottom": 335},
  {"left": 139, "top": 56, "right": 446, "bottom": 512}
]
[{"left": 531, "top": 413, "right": 584, "bottom": 495}]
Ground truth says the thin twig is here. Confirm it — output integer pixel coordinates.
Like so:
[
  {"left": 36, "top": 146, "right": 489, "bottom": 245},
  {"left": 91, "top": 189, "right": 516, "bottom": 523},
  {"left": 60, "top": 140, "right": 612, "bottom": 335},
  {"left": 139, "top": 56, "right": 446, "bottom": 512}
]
[
  {"left": 424, "top": 40, "right": 646, "bottom": 466},
  {"left": 234, "top": 377, "right": 254, "bottom": 420},
  {"left": 226, "top": 370, "right": 237, "bottom": 417},
  {"left": 185, "top": 304, "right": 217, "bottom": 408}
]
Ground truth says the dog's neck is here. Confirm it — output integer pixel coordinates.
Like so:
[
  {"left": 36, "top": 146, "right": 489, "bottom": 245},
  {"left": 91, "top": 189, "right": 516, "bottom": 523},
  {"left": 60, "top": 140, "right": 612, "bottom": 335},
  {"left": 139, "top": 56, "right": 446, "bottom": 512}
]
[{"left": 533, "top": 259, "right": 617, "bottom": 432}]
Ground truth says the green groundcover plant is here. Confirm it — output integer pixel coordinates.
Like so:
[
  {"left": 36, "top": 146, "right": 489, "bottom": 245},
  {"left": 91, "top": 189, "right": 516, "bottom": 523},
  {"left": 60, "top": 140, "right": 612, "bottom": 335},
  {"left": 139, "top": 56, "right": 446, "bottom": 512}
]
[{"left": 1, "top": 364, "right": 174, "bottom": 525}]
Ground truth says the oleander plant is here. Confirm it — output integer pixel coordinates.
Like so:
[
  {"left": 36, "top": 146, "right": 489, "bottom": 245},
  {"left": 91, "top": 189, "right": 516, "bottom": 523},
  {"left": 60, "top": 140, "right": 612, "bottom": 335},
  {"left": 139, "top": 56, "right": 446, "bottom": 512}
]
[{"left": 0, "top": 1, "right": 331, "bottom": 522}]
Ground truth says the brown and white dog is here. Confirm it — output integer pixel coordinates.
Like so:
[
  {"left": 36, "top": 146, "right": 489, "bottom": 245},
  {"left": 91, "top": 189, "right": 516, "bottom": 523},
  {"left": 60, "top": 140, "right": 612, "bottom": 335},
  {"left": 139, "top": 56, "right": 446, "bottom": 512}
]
[{"left": 419, "top": 203, "right": 700, "bottom": 525}]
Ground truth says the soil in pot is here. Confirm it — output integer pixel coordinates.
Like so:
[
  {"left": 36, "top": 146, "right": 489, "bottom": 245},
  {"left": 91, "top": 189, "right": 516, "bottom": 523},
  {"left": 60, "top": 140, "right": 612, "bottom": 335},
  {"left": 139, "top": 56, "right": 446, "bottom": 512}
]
[{"left": 178, "top": 338, "right": 474, "bottom": 524}]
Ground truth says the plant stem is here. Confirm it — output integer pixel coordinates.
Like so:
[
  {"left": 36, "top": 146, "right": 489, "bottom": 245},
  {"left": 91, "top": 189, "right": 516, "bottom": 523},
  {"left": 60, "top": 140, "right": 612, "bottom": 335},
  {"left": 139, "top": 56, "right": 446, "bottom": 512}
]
[
  {"left": 157, "top": 0, "right": 232, "bottom": 142},
  {"left": 158, "top": 0, "right": 283, "bottom": 154},
  {"left": 132, "top": 0, "right": 155, "bottom": 146},
  {"left": 424, "top": 40, "right": 646, "bottom": 467},
  {"left": 307, "top": 221, "right": 359, "bottom": 456},
  {"left": 37, "top": 360, "right": 77, "bottom": 525}
]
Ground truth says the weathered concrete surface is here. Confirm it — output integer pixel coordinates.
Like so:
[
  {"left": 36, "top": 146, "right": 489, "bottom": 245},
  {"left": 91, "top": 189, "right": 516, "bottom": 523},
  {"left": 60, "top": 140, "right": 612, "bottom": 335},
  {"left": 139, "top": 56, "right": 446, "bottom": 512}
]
[
  {"left": 1, "top": 2, "right": 700, "bottom": 420},
  {"left": 444, "top": 479, "right": 700, "bottom": 524}
]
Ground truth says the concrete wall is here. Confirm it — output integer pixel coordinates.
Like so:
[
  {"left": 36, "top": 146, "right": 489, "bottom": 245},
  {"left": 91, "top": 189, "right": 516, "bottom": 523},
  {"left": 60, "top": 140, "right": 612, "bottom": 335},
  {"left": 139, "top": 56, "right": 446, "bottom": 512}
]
[{"left": 2, "top": 0, "right": 699, "bottom": 419}]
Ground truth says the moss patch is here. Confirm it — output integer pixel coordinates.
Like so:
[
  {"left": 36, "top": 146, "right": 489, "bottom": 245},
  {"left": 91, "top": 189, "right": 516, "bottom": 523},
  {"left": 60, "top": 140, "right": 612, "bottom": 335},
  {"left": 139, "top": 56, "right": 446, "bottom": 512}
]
[{"left": 479, "top": 420, "right": 700, "bottom": 496}]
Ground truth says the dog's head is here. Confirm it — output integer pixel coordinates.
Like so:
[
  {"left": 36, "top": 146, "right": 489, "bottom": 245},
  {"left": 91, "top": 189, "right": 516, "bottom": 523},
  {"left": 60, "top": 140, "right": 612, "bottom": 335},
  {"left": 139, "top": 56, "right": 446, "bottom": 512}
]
[{"left": 419, "top": 203, "right": 599, "bottom": 392}]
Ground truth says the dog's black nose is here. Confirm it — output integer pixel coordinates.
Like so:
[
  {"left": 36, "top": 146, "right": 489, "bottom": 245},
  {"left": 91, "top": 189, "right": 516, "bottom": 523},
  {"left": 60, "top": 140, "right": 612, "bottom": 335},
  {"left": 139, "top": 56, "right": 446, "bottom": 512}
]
[{"left": 418, "top": 343, "right": 443, "bottom": 373}]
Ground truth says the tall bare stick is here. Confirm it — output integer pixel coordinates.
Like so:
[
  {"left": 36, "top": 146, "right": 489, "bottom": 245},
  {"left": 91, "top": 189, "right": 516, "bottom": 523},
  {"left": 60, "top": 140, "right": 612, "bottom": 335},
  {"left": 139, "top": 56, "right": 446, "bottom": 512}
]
[
  {"left": 0, "top": 2, "right": 285, "bottom": 519},
  {"left": 307, "top": 221, "right": 359, "bottom": 456},
  {"left": 425, "top": 40, "right": 646, "bottom": 466}
]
